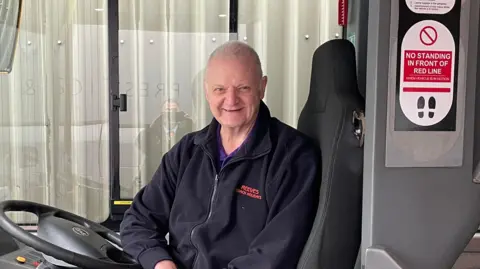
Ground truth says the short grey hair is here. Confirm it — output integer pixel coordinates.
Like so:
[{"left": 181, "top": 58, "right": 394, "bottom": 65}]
[{"left": 206, "top": 40, "right": 263, "bottom": 79}]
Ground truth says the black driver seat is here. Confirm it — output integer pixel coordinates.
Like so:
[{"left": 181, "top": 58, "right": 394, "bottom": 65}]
[{"left": 296, "top": 39, "right": 365, "bottom": 269}]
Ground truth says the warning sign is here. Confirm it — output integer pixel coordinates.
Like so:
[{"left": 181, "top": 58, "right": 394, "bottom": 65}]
[
  {"left": 403, "top": 50, "right": 452, "bottom": 82},
  {"left": 398, "top": 20, "right": 455, "bottom": 128},
  {"left": 406, "top": 0, "right": 455, "bottom": 15}
]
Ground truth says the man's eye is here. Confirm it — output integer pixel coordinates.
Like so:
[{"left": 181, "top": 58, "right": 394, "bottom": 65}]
[
  {"left": 239, "top": 86, "right": 250, "bottom": 91},
  {"left": 214, "top": 88, "right": 223, "bottom": 91}
]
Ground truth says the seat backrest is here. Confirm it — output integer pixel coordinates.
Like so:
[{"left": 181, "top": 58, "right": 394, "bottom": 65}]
[{"left": 296, "top": 39, "right": 365, "bottom": 269}]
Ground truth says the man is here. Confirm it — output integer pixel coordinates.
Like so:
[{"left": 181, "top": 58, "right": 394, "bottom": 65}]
[
  {"left": 120, "top": 41, "right": 320, "bottom": 269},
  {"left": 137, "top": 99, "right": 193, "bottom": 181}
]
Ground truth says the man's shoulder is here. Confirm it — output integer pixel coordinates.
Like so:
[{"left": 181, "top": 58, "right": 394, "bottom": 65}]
[
  {"left": 269, "top": 117, "right": 318, "bottom": 151},
  {"left": 266, "top": 118, "right": 321, "bottom": 183}
]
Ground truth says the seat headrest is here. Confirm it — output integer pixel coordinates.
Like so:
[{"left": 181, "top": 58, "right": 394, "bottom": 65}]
[{"left": 303, "top": 39, "right": 363, "bottom": 114}]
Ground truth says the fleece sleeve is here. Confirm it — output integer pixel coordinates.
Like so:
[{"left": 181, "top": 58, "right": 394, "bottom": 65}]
[{"left": 120, "top": 147, "right": 179, "bottom": 269}]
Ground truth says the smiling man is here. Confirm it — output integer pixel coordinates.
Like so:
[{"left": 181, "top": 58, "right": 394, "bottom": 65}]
[{"left": 120, "top": 41, "right": 320, "bottom": 269}]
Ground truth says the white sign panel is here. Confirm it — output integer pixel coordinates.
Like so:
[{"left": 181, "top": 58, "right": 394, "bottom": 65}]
[
  {"left": 406, "top": 0, "right": 455, "bottom": 14},
  {"left": 399, "top": 20, "right": 455, "bottom": 127}
]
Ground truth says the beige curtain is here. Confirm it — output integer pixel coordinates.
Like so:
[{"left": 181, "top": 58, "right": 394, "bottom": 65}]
[{"left": 0, "top": 0, "right": 340, "bottom": 223}]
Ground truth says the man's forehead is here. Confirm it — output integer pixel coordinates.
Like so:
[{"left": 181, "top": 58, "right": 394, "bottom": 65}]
[
  {"left": 206, "top": 58, "right": 258, "bottom": 80},
  {"left": 208, "top": 56, "right": 255, "bottom": 69}
]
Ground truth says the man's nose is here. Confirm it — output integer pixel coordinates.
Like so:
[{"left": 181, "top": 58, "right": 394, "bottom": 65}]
[{"left": 224, "top": 88, "right": 239, "bottom": 105}]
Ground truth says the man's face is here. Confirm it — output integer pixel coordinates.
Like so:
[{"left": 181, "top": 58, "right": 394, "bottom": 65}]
[
  {"left": 162, "top": 101, "right": 179, "bottom": 113},
  {"left": 204, "top": 56, "right": 267, "bottom": 130}
]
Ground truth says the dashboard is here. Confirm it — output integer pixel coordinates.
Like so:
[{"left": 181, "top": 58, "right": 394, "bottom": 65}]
[
  {"left": 0, "top": 228, "right": 45, "bottom": 269},
  {"left": 0, "top": 245, "right": 44, "bottom": 269}
]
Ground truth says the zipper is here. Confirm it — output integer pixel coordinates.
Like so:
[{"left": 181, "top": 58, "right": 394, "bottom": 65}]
[
  {"left": 190, "top": 149, "right": 220, "bottom": 269},
  {"left": 190, "top": 147, "right": 270, "bottom": 268},
  {"left": 207, "top": 175, "right": 219, "bottom": 219},
  {"left": 190, "top": 175, "right": 218, "bottom": 269}
]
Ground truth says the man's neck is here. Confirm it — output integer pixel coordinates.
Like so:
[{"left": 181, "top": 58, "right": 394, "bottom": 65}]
[{"left": 220, "top": 121, "right": 255, "bottom": 155}]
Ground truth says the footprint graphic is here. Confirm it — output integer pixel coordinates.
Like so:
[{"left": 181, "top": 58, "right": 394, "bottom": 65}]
[
  {"left": 428, "top": 97, "right": 436, "bottom": 118},
  {"left": 417, "top": 96, "right": 425, "bottom": 118}
]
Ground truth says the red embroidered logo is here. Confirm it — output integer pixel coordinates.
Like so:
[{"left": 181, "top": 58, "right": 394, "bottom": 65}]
[{"left": 236, "top": 185, "right": 262, "bottom": 200}]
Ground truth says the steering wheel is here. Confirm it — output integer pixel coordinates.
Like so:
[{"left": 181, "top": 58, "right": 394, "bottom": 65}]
[{"left": 0, "top": 200, "right": 142, "bottom": 269}]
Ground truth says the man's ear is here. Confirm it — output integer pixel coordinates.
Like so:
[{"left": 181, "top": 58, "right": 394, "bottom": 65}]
[{"left": 259, "top": 76, "right": 267, "bottom": 99}]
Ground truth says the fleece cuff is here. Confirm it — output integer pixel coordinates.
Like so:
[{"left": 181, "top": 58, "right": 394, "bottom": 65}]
[{"left": 138, "top": 247, "right": 173, "bottom": 269}]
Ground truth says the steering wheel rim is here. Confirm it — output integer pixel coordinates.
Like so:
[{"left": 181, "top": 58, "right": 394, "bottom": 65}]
[{"left": 0, "top": 200, "right": 141, "bottom": 269}]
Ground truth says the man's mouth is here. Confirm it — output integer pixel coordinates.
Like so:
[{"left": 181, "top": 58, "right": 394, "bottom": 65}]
[{"left": 223, "top": 108, "right": 242, "bottom": 112}]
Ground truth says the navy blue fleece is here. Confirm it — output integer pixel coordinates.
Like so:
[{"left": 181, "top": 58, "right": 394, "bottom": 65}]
[{"left": 120, "top": 102, "right": 320, "bottom": 269}]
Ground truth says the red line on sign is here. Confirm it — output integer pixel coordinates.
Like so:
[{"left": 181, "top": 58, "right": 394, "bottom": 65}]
[
  {"left": 403, "top": 87, "right": 450, "bottom": 93},
  {"left": 419, "top": 26, "right": 437, "bottom": 46}
]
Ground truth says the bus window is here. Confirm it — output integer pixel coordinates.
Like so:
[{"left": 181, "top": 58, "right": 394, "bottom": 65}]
[
  {"left": 0, "top": 0, "right": 110, "bottom": 223},
  {"left": 0, "top": 0, "right": 340, "bottom": 226}
]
